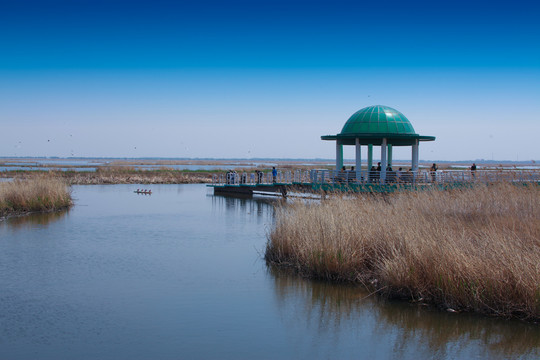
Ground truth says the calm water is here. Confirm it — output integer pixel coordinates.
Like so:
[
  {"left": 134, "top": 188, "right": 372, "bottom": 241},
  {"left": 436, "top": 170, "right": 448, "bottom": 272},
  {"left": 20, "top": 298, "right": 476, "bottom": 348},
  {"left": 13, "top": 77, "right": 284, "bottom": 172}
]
[{"left": 0, "top": 185, "right": 538, "bottom": 360}]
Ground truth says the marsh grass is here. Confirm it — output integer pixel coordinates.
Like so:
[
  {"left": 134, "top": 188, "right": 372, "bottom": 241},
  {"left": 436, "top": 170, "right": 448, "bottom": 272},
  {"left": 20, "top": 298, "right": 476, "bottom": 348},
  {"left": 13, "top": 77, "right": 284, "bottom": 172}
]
[
  {"left": 8, "top": 167, "right": 213, "bottom": 185},
  {"left": 84, "top": 167, "right": 212, "bottom": 184},
  {"left": 0, "top": 177, "right": 72, "bottom": 217},
  {"left": 265, "top": 183, "right": 540, "bottom": 320}
]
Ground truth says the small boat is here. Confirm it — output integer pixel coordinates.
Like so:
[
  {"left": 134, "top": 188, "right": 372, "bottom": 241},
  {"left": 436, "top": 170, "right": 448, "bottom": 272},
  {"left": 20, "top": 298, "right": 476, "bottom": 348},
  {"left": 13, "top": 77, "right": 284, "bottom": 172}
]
[{"left": 134, "top": 189, "right": 152, "bottom": 194}]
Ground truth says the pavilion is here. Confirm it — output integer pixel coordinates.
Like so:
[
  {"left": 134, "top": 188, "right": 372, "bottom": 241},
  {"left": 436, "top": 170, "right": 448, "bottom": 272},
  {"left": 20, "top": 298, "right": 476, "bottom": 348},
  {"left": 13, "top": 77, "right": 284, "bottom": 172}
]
[{"left": 321, "top": 105, "right": 435, "bottom": 182}]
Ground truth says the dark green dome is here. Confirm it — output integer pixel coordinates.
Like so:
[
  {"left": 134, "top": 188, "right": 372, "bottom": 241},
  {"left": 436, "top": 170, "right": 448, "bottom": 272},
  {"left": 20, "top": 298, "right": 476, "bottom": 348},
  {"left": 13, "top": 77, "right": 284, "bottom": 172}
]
[
  {"left": 321, "top": 105, "right": 435, "bottom": 146},
  {"left": 340, "top": 105, "right": 416, "bottom": 135}
]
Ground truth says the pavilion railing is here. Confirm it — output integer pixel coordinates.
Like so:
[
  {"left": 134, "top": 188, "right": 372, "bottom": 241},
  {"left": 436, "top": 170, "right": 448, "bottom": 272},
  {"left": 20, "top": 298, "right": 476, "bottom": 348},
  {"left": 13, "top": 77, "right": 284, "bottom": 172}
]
[{"left": 211, "top": 169, "right": 540, "bottom": 186}]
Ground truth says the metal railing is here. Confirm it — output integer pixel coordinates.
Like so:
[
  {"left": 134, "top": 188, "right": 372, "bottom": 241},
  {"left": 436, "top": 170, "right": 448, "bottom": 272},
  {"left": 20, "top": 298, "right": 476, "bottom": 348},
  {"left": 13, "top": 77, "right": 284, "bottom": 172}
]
[{"left": 211, "top": 169, "right": 540, "bottom": 186}]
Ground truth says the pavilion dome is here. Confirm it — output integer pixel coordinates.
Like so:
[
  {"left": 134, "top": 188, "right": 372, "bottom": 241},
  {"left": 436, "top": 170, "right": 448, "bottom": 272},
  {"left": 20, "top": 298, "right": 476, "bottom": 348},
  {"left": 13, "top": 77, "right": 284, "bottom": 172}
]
[{"left": 340, "top": 105, "right": 416, "bottom": 136}]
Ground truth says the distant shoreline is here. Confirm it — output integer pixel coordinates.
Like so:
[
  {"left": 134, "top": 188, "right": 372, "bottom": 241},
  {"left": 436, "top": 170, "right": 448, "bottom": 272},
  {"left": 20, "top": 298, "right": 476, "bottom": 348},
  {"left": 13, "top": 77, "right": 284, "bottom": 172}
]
[
  {"left": 1, "top": 158, "right": 539, "bottom": 185},
  {"left": 1, "top": 156, "right": 538, "bottom": 165}
]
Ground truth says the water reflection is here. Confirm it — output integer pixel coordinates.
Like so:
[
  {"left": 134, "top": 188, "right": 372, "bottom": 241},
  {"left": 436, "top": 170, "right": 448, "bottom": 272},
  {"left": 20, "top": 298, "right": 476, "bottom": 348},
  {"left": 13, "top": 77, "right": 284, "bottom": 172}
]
[
  {"left": 268, "top": 266, "right": 540, "bottom": 360},
  {"left": 211, "top": 194, "right": 278, "bottom": 220},
  {"left": 376, "top": 300, "right": 540, "bottom": 359},
  {"left": 0, "top": 185, "right": 537, "bottom": 359},
  {"left": 1, "top": 210, "right": 68, "bottom": 230}
]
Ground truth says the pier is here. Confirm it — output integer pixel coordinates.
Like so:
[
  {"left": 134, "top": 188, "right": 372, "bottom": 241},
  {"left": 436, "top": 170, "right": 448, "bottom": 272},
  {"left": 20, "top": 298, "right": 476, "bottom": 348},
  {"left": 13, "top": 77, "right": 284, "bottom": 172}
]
[
  {"left": 208, "top": 169, "right": 540, "bottom": 197},
  {"left": 210, "top": 105, "right": 539, "bottom": 197}
]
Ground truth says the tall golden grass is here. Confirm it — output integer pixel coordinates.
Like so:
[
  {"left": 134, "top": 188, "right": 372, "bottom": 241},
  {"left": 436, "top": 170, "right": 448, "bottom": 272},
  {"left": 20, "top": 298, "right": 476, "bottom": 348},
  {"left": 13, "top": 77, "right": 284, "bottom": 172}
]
[
  {"left": 0, "top": 177, "right": 72, "bottom": 217},
  {"left": 265, "top": 183, "right": 540, "bottom": 320},
  {"left": 61, "top": 167, "right": 212, "bottom": 184},
  {"left": 0, "top": 167, "right": 213, "bottom": 185}
]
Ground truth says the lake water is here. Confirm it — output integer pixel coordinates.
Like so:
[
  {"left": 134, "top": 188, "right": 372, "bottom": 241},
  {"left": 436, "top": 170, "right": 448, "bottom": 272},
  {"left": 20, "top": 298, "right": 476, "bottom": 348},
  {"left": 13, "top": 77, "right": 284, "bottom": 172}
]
[{"left": 0, "top": 184, "right": 538, "bottom": 359}]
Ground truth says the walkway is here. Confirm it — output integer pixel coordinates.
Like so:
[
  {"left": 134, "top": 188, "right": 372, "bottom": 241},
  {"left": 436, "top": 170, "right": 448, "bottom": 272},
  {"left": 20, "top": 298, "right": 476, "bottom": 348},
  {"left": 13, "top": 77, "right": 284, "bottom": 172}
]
[{"left": 209, "top": 169, "right": 540, "bottom": 196}]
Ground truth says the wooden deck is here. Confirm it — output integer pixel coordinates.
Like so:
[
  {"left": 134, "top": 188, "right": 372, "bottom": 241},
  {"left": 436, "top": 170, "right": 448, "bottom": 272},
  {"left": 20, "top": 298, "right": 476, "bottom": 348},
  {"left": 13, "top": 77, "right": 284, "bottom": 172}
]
[{"left": 208, "top": 169, "right": 540, "bottom": 197}]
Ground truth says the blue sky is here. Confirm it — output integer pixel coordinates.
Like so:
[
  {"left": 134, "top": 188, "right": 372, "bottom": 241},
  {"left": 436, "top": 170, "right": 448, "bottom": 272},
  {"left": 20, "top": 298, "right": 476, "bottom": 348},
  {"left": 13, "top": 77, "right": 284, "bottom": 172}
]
[{"left": 1, "top": 0, "right": 539, "bottom": 161}]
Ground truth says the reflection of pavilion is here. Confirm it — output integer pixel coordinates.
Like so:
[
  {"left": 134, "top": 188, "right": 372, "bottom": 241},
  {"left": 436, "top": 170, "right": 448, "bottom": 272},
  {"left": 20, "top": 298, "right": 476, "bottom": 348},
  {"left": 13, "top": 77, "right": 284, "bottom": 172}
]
[
  {"left": 321, "top": 105, "right": 435, "bottom": 183},
  {"left": 210, "top": 193, "right": 276, "bottom": 220}
]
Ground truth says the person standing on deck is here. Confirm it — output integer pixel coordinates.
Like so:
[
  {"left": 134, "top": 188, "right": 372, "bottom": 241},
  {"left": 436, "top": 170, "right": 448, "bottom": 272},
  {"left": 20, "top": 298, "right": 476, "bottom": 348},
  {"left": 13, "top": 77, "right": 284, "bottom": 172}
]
[
  {"left": 368, "top": 166, "right": 376, "bottom": 183},
  {"left": 375, "top": 162, "right": 382, "bottom": 183},
  {"left": 430, "top": 163, "right": 438, "bottom": 182},
  {"left": 272, "top": 167, "right": 277, "bottom": 183},
  {"left": 470, "top": 163, "right": 477, "bottom": 179}
]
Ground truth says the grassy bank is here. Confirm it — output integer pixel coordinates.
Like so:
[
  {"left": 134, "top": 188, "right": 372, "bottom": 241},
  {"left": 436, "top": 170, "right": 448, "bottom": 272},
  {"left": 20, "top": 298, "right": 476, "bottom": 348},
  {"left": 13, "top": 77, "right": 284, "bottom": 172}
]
[
  {"left": 1, "top": 167, "right": 213, "bottom": 185},
  {"left": 265, "top": 183, "right": 540, "bottom": 320},
  {"left": 0, "top": 177, "right": 72, "bottom": 217},
  {"left": 64, "top": 167, "right": 213, "bottom": 184}
]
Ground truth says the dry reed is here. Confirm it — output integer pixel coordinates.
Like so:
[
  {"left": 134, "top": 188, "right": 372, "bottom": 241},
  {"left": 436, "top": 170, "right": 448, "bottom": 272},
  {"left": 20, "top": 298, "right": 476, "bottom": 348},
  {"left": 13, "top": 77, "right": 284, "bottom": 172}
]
[
  {"left": 75, "top": 167, "right": 212, "bottom": 184},
  {"left": 265, "top": 183, "right": 540, "bottom": 320},
  {"left": 0, "top": 177, "right": 72, "bottom": 217},
  {"left": 1, "top": 168, "right": 213, "bottom": 185}
]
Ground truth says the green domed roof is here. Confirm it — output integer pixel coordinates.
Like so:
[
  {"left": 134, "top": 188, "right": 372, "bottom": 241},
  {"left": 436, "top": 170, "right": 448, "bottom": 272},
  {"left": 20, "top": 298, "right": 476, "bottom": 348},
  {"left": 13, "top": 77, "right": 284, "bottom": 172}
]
[
  {"left": 340, "top": 105, "right": 416, "bottom": 135},
  {"left": 321, "top": 105, "right": 435, "bottom": 146}
]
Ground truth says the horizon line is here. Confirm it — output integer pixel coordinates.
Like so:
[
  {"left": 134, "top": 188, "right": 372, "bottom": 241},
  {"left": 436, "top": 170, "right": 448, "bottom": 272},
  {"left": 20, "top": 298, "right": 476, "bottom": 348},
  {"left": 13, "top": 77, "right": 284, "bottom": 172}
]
[{"left": 0, "top": 156, "right": 537, "bottom": 164}]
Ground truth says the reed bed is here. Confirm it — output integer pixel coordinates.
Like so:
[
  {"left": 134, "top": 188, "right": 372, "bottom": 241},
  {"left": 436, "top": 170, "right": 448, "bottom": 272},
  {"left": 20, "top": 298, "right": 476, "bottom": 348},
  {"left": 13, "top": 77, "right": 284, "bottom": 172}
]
[
  {"left": 265, "top": 183, "right": 540, "bottom": 320},
  {"left": 0, "top": 177, "right": 72, "bottom": 217},
  {"left": 1, "top": 167, "right": 213, "bottom": 185},
  {"left": 77, "top": 167, "right": 212, "bottom": 184},
  {"left": 79, "top": 167, "right": 212, "bottom": 184}
]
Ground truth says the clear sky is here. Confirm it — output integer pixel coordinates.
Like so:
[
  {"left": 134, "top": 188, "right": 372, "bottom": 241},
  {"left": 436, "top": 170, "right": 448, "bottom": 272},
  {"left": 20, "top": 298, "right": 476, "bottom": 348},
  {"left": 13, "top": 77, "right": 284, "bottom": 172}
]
[{"left": 1, "top": 0, "right": 539, "bottom": 161}]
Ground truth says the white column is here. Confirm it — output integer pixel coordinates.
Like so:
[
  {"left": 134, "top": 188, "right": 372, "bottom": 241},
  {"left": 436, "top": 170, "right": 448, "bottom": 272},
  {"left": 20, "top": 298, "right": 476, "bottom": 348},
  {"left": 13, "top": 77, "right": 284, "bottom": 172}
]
[
  {"left": 355, "top": 138, "right": 361, "bottom": 181},
  {"left": 380, "top": 138, "right": 387, "bottom": 183},
  {"left": 412, "top": 140, "right": 419, "bottom": 172},
  {"left": 336, "top": 141, "right": 343, "bottom": 172}
]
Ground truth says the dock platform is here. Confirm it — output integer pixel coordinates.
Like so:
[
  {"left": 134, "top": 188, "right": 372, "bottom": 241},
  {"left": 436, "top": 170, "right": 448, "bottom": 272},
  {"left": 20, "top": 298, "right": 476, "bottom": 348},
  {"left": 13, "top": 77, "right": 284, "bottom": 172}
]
[{"left": 208, "top": 169, "right": 540, "bottom": 197}]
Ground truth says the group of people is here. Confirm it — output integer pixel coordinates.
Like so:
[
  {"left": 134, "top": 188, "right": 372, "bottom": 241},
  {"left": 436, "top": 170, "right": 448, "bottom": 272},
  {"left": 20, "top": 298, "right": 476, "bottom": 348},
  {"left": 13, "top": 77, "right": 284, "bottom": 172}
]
[
  {"left": 338, "top": 163, "right": 415, "bottom": 183},
  {"left": 367, "top": 162, "right": 415, "bottom": 183},
  {"left": 226, "top": 167, "right": 278, "bottom": 185},
  {"left": 225, "top": 170, "right": 239, "bottom": 184},
  {"left": 255, "top": 168, "right": 276, "bottom": 184},
  {"left": 336, "top": 166, "right": 357, "bottom": 182},
  {"left": 135, "top": 188, "right": 152, "bottom": 194},
  {"left": 224, "top": 162, "right": 480, "bottom": 186},
  {"left": 430, "top": 162, "right": 478, "bottom": 182}
]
